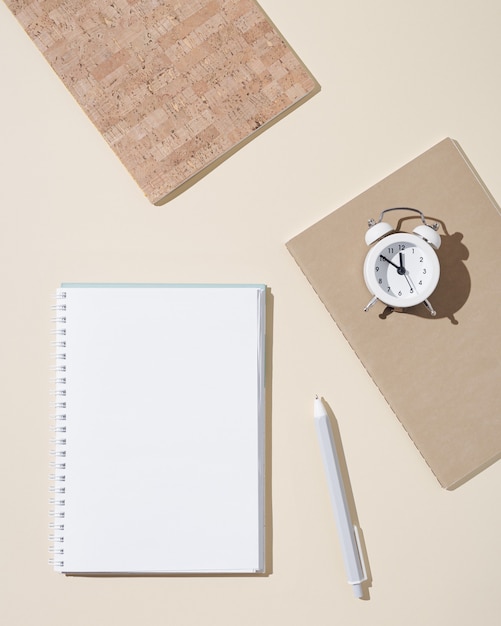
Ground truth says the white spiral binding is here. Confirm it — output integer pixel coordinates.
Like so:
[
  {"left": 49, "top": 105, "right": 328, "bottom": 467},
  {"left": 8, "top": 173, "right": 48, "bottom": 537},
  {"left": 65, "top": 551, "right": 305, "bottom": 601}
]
[{"left": 49, "top": 291, "right": 67, "bottom": 570}]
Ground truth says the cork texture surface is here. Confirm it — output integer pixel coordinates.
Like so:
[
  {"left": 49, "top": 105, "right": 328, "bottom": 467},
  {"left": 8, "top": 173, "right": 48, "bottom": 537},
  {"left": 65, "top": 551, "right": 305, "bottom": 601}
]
[{"left": 5, "top": 0, "right": 317, "bottom": 203}]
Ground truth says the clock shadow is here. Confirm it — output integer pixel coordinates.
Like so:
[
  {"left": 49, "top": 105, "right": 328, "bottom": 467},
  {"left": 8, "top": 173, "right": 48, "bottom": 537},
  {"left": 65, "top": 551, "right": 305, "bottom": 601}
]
[{"left": 379, "top": 217, "right": 470, "bottom": 324}]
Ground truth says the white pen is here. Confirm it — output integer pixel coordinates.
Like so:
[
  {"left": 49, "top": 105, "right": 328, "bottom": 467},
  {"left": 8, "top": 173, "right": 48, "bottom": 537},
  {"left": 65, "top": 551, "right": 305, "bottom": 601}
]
[{"left": 314, "top": 396, "right": 367, "bottom": 598}]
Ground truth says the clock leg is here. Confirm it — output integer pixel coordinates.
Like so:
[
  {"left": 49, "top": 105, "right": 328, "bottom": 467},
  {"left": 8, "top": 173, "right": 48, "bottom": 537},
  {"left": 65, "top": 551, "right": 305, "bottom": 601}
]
[
  {"left": 423, "top": 299, "right": 437, "bottom": 316},
  {"left": 364, "top": 296, "right": 379, "bottom": 312}
]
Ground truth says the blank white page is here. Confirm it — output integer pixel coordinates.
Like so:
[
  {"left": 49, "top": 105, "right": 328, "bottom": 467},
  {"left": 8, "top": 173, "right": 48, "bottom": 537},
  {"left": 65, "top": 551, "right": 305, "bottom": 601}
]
[{"left": 51, "top": 284, "right": 266, "bottom": 574}]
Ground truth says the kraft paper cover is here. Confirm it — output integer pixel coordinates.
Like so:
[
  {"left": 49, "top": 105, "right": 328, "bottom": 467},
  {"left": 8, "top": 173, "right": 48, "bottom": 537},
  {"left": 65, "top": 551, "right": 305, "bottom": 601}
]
[{"left": 287, "top": 138, "right": 501, "bottom": 489}]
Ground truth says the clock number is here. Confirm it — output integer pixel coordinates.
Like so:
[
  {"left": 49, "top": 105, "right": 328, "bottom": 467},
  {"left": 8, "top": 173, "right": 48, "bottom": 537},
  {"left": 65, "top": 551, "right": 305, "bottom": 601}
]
[
  {"left": 376, "top": 266, "right": 380, "bottom": 272},
  {"left": 398, "top": 291, "right": 402, "bottom": 296},
  {"left": 398, "top": 244, "right": 406, "bottom": 250},
  {"left": 387, "top": 247, "right": 394, "bottom": 254},
  {"left": 423, "top": 268, "right": 427, "bottom": 274},
  {"left": 420, "top": 256, "right": 424, "bottom": 262}
]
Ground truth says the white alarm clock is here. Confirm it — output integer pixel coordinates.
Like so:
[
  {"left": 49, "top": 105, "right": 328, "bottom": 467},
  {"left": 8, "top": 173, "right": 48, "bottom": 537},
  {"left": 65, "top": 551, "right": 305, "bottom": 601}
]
[{"left": 363, "top": 208, "right": 441, "bottom": 316}]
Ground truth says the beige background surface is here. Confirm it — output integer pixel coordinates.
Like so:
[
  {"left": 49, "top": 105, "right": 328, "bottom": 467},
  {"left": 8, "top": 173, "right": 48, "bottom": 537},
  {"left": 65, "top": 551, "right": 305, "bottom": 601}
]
[{"left": 1, "top": 1, "right": 501, "bottom": 624}]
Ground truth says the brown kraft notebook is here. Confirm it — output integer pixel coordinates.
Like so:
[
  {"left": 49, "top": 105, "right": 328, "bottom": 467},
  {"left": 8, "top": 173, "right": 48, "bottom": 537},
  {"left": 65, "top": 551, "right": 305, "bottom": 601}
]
[{"left": 287, "top": 138, "right": 501, "bottom": 489}]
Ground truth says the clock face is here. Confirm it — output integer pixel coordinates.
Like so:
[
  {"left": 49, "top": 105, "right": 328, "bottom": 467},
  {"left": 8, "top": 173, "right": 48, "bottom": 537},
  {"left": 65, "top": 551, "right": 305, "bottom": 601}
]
[{"left": 363, "top": 233, "right": 440, "bottom": 308}]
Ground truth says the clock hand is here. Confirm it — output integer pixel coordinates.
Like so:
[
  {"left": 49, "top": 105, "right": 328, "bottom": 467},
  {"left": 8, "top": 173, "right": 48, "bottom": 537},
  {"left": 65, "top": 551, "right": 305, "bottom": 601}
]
[
  {"left": 394, "top": 251, "right": 408, "bottom": 276},
  {"left": 379, "top": 255, "right": 400, "bottom": 270},
  {"left": 403, "top": 272, "right": 418, "bottom": 293}
]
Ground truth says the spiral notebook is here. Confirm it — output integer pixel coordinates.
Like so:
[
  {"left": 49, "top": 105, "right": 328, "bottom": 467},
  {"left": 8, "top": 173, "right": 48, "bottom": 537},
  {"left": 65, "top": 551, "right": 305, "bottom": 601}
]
[{"left": 50, "top": 283, "right": 266, "bottom": 574}]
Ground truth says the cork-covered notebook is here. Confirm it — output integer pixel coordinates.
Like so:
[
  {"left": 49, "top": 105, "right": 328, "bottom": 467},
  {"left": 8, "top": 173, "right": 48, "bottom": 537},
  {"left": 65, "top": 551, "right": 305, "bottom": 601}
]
[
  {"left": 5, "top": 0, "right": 318, "bottom": 203},
  {"left": 287, "top": 138, "right": 501, "bottom": 489}
]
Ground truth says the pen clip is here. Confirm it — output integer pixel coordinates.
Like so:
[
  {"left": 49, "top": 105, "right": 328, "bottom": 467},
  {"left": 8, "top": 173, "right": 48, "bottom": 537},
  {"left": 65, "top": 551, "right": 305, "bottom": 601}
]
[{"left": 351, "top": 525, "right": 368, "bottom": 584}]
